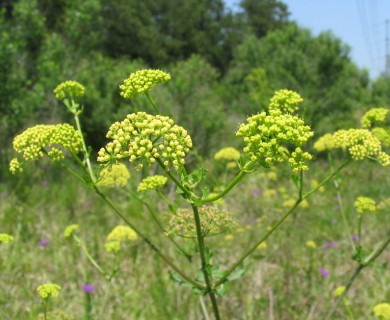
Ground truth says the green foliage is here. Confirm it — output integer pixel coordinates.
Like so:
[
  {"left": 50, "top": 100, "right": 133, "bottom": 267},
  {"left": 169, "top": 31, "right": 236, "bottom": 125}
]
[{"left": 226, "top": 24, "right": 371, "bottom": 134}]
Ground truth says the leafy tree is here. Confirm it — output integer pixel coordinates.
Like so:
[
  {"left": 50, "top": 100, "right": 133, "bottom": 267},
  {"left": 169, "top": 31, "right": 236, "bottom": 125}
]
[
  {"left": 226, "top": 24, "right": 370, "bottom": 134},
  {"left": 240, "top": 0, "right": 290, "bottom": 37}
]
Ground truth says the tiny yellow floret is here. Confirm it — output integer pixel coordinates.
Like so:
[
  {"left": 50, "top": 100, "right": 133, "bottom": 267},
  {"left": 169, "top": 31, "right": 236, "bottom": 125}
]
[
  {"left": 107, "top": 225, "right": 137, "bottom": 242},
  {"left": 137, "top": 175, "right": 168, "bottom": 192},
  {"left": 0, "top": 233, "right": 14, "bottom": 244},
  {"left": 333, "top": 286, "right": 346, "bottom": 297},
  {"left": 306, "top": 240, "right": 317, "bottom": 249},
  {"left": 354, "top": 197, "right": 376, "bottom": 214},
  {"left": 214, "top": 147, "right": 240, "bottom": 161},
  {"left": 54, "top": 81, "right": 85, "bottom": 100},
  {"left": 119, "top": 69, "right": 171, "bottom": 99},
  {"left": 64, "top": 224, "right": 79, "bottom": 238},
  {"left": 37, "top": 283, "right": 61, "bottom": 299},
  {"left": 373, "top": 303, "right": 390, "bottom": 319},
  {"left": 361, "top": 108, "right": 389, "bottom": 129},
  {"left": 97, "top": 164, "right": 131, "bottom": 188}
]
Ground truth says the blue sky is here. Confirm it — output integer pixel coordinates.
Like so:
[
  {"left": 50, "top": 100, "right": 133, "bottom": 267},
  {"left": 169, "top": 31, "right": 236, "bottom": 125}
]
[{"left": 224, "top": 0, "right": 390, "bottom": 79}]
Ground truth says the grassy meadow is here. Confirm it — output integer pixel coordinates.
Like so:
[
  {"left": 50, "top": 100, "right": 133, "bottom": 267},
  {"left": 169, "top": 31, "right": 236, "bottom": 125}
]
[{"left": 1, "top": 157, "right": 389, "bottom": 319}]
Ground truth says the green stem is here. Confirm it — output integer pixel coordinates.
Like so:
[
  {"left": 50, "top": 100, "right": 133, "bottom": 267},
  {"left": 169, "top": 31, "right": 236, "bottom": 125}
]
[
  {"left": 325, "top": 265, "right": 364, "bottom": 320},
  {"left": 155, "top": 158, "right": 194, "bottom": 198},
  {"left": 362, "top": 231, "right": 390, "bottom": 265},
  {"left": 191, "top": 204, "right": 221, "bottom": 320},
  {"left": 73, "top": 234, "right": 108, "bottom": 278},
  {"left": 127, "top": 189, "right": 192, "bottom": 260},
  {"left": 145, "top": 91, "right": 160, "bottom": 114},
  {"left": 156, "top": 189, "right": 172, "bottom": 207},
  {"left": 358, "top": 215, "right": 363, "bottom": 248},
  {"left": 93, "top": 186, "right": 204, "bottom": 290},
  {"left": 326, "top": 231, "right": 390, "bottom": 319},
  {"left": 74, "top": 114, "right": 96, "bottom": 183},
  {"left": 328, "top": 154, "right": 356, "bottom": 252},
  {"left": 344, "top": 299, "right": 355, "bottom": 320},
  {"left": 214, "top": 198, "right": 302, "bottom": 288},
  {"left": 214, "top": 159, "right": 351, "bottom": 288},
  {"left": 203, "top": 160, "right": 256, "bottom": 204}
]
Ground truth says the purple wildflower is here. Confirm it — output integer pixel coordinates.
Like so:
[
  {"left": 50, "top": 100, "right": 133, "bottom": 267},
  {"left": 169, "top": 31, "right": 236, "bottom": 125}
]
[
  {"left": 252, "top": 188, "right": 261, "bottom": 196},
  {"left": 82, "top": 284, "right": 95, "bottom": 293},
  {"left": 40, "top": 180, "right": 48, "bottom": 187},
  {"left": 322, "top": 241, "right": 337, "bottom": 249},
  {"left": 333, "top": 205, "right": 340, "bottom": 211},
  {"left": 352, "top": 235, "right": 359, "bottom": 241},
  {"left": 38, "top": 239, "right": 50, "bottom": 247},
  {"left": 332, "top": 219, "right": 338, "bottom": 224},
  {"left": 318, "top": 268, "right": 330, "bottom": 278}
]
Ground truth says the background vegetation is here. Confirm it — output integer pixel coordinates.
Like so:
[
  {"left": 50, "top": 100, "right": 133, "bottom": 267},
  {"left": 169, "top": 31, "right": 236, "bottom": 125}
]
[{"left": 1, "top": 0, "right": 390, "bottom": 319}]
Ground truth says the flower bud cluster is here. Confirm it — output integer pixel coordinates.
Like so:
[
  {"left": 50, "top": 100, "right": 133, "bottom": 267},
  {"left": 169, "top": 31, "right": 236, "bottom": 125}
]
[
  {"left": 10, "top": 124, "right": 83, "bottom": 173},
  {"left": 237, "top": 90, "right": 313, "bottom": 172},
  {"left": 0, "top": 233, "right": 14, "bottom": 244},
  {"left": 137, "top": 175, "right": 168, "bottom": 192},
  {"left": 372, "top": 127, "right": 390, "bottom": 146},
  {"left": 165, "top": 206, "right": 237, "bottom": 238},
  {"left": 119, "top": 69, "right": 171, "bottom": 99},
  {"left": 354, "top": 196, "right": 376, "bottom": 214},
  {"left": 9, "top": 158, "right": 23, "bottom": 175},
  {"left": 333, "top": 129, "right": 390, "bottom": 166},
  {"left": 96, "top": 164, "right": 131, "bottom": 188},
  {"left": 107, "top": 225, "right": 137, "bottom": 242},
  {"left": 361, "top": 108, "right": 389, "bottom": 129},
  {"left": 54, "top": 80, "right": 85, "bottom": 100},
  {"left": 97, "top": 112, "right": 192, "bottom": 171},
  {"left": 268, "top": 89, "right": 303, "bottom": 115},
  {"left": 313, "top": 133, "right": 335, "bottom": 152},
  {"left": 64, "top": 224, "right": 79, "bottom": 238},
  {"left": 214, "top": 147, "right": 240, "bottom": 161},
  {"left": 105, "top": 225, "right": 137, "bottom": 254},
  {"left": 373, "top": 303, "right": 390, "bottom": 319},
  {"left": 37, "top": 283, "right": 61, "bottom": 299}
]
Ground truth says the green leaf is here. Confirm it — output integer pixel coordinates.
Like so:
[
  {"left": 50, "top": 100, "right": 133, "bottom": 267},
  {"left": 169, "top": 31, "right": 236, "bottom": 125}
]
[
  {"left": 226, "top": 262, "right": 252, "bottom": 282},
  {"left": 290, "top": 174, "right": 301, "bottom": 190},
  {"left": 215, "top": 284, "right": 227, "bottom": 296},
  {"left": 201, "top": 187, "right": 210, "bottom": 200}
]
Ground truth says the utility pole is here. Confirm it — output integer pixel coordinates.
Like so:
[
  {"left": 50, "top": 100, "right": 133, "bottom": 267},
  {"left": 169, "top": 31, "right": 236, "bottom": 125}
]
[{"left": 386, "top": 19, "right": 390, "bottom": 76}]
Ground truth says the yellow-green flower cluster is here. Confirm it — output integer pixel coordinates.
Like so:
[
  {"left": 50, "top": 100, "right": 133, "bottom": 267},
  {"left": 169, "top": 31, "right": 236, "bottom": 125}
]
[
  {"left": 333, "top": 286, "right": 346, "bottom": 297},
  {"left": 105, "top": 225, "right": 137, "bottom": 254},
  {"left": 10, "top": 124, "right": 83, "bottom": 173},
  {"left": 96, "top": 164, "right": 131, "bottom": 188},
  {"left": 119, "top": 69, "right": 171, "bottom": 99},
  {"left": 361, "top": 108, "right": 389, "bottom": 129},
  {"left": 354, "top": 196, "right": 376, "bottom": 214},
  {"left": 306, "top": 240, "right": 317, "bottom": 249},
  {"left": 104, "top": 241, "right": 121, "bottom": 253},
  {"left": 37, "top": 283, "right": 61, "bottom": 299},
  {"left": 0, "top": 233, "right": 14, "bottom": 244},
  {"left": 165, "top": 206, "right": 237, "bottom": 238},
  {"left": 107, "top": 225, "right": 137, "bottom": 242},
  {"left": 97, "top": 112, "right": 192, "bottom": 171},
  {"left": 333, "top": 129, "right": 390, "bottom": 165},
  {"left": 313, "top": 133, "right": 335, "bottom": 152},
  {"left": 373, "top": 303, "right": 390, "bottom": 319},
  {"left": 9, "top": 158, "right": 23, "bottom": 174},
  {"left": 237, "top": 90, "right": 313, "bottom": 172},
  {"left": 137, "top": 175, "right": 168, "bottom": 192},
  {"left": 268, "top": 89, "right": 303, "bottom": 115},
  {"left": 214, "top": 147, "right": 240, "bottom": 161},
  {"left": 54, "top": 81, "right": 85, "bottom": 100},
  {"left": 372, "top": 127, "right": 390, "bottom": 147},
  {"left": 63, "top": 224, "right": 79, "bottom": 238}
]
